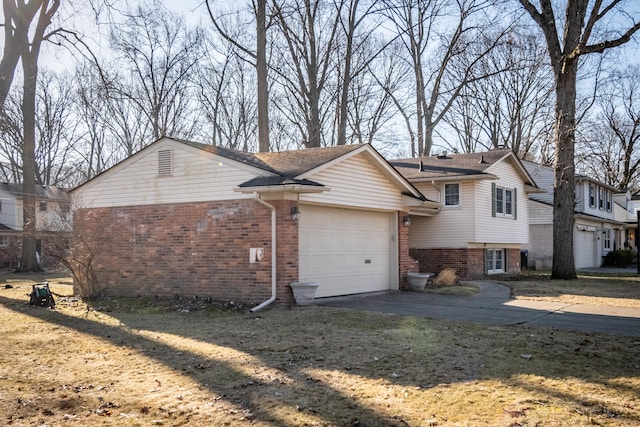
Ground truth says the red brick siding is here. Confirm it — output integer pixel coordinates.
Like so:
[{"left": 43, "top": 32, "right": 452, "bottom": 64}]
[
  {"left": 74, "top": 199, "right": 299, "bottom": 304},
  {"left": 409, "top": 247, "right": 520, "bottom": 279},
  {"left": 398, "top": 212, "right": 419, "bottom": 290},
  {"left": 0, "top": 233, "right": 66, "bottom": 268},
  {"left": 0, "top": 235, "right": 21, "bottom": 268}
]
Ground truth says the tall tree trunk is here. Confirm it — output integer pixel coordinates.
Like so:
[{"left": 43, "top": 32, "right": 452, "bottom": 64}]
[
  {"left": 551, "top": 61, "right": 578, "bottom": 279},
  {"left": 256, "top": 0, "right": 270, "bottom": 152},
  {"left": 20, "top": 50, "right": 41, "bottom": 271}
]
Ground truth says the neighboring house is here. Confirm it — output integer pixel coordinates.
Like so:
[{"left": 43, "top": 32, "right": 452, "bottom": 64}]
[
  {"left": 0, "top": 183, "right": 70, "bottom": 267},
  {"left": 522, "top": 161, "right": 626, "bottom": 269},
  {"left": 614, "top": 190, "right": 639, "bottom": 250},
  {"left": 390, "top": 149, "right": 540, "bottom": 278},
  {"left": 70, "top": 137, "right": 439, "bottom": 305}
]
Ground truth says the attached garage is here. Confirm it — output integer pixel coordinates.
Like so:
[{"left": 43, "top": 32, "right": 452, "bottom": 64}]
[
  {"left": 299, "top": 204, "right": 396, "bottom": 298},
  {"left": 71, "top": 138, "right": 432, "bottom": 305},
  {"left": 575, "top": 230, "right": 596, "bottom": 268}
]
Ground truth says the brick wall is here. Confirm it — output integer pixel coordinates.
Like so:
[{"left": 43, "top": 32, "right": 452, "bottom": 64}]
[
  {"left": 0, "top": 235, "right": 21, "bottom": 268},
  {"left": 0, "top": 233, "right": 66, "bottom": 269},
  {"left": 409, "top": 247, "right": 520, "bottom": 279},
  {"left": 398, "top": 212, "right": 419, "bottom": 290},
  {"left": 74, "top": 199, "right": 300, "bottom": 304}
]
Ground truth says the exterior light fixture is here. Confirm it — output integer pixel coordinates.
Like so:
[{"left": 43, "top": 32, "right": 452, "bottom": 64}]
[
  {"left": 402, "top": 215, "right": 411, "bottom": 227},
  {"left": 291, "top": 206, "right": 301, "bottom": 221}
]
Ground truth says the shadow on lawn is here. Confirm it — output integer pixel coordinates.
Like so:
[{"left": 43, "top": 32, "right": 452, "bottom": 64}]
[
  {"left": 0, "top": 293, "right": 413, "bottom": 426},
  {"left": 1, "top": 290, "right": 639, "bottom": 425}
]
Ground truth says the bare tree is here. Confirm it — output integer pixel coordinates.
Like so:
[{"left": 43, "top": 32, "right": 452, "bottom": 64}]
[
  {"left": 35, "top": 72, "right": 80, "bottom": 186},
  {"left": 18, "top": 0, "right": 60, "bottom": 272},
  {"left": 0, "top": 89, "right": 23, "bottom": 182},
  {"left": 519, "top": 0, "right": 640, "bottom": 279},
  {"left": 206, "top": 0, "right": 272, "bottom": 152},
  {"left": 272, "top": 0, "right": 342, "bottom": 148},
  {"left": 444, "top": 30, "right": 555, "bottom": 158},
  {"left": 0, "top": 1, "right": 44, "bottom": 109},
  {"left": 384, "top": 0, "right": 511, "bottom": 157},
  {"left": 108, "top": 0, "right": 204, "bottom": 142},
  {"left": 578, "top": 66, "right": 640, "bottom": 191}
]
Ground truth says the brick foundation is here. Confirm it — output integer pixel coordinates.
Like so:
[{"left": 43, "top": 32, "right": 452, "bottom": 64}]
[{"left": 409, "top": 247, "right": 521, "bottom": 279}]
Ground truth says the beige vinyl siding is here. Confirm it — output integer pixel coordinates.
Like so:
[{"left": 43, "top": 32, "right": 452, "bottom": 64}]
[
  {"left": 528, "top": 199, "right": 553, "bottom": 225},
  {"left": 409, "top": 181, "right": 475, "bottom": 248},
  {"left": 0, "top": 193, "right": 20, "bottom": 229},
  {"left": 475, "top": 160, "right": 528, "bottom": 244},
  {"left": 74, "top": 141, "right": 264, "bottom": 209},
  {"left": 300, "top": 153, "right": 403, "bottom": 210}
]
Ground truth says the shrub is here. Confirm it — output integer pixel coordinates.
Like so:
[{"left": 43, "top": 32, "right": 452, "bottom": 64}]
[
  {"left": 603, "top": 249, "right": 635, "bottom": 268},
  {"left": 434, "top": 268, "right": 458, "bottom": 287}
]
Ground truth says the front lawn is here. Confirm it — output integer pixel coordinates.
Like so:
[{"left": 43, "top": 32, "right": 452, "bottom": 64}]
[{"left": 1, "top": 272, "right": 638, "bottom": 426}]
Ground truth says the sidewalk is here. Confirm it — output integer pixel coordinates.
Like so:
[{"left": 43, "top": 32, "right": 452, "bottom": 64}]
[{"left": 318, "top": 282, "right": 640, "bottom": 337}]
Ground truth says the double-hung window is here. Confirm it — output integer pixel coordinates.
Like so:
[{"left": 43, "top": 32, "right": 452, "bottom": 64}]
[
  {"left": 603, "top": 229, "right": 611, "bottom": 251},
  {"left": 492, "top": 184, "right": 516, "bottom": 218},
  {"left": 444, "top": 183, "right": 460, "bottom": 207},
  {"left": 589, "top": 184, "right": 596, "bottom": 208}
]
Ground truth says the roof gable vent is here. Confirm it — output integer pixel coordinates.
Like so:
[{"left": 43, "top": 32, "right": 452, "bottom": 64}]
[{"left": 158, "top": 149, "right": 173, "bottom": 176}]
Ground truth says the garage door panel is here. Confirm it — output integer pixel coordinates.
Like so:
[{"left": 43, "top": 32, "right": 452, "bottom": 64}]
[
  {"left": 299, "top": 205, "right": 393, "bottom": 298},
  {"left": 576, "top": 230, "right": 596, "bottom": 269}
]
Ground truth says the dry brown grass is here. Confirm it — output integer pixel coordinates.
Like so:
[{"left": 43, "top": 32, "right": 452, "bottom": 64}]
[
  {"left": 505, "top": 271, "right": 640, "bottom": 309},
  {"left": 1, "top": 271, "right": 639, "bottom": 426}
]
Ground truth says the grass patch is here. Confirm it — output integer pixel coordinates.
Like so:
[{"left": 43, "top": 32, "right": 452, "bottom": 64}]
[
  {"left": 423, "top": 282, "right": 479, "bottom": 296},
  {"left": 0, "top": 272, "right": 639, "bottom": 426},
  {"left": 503, "top": 271, "right": 640, "bottom": 308}
]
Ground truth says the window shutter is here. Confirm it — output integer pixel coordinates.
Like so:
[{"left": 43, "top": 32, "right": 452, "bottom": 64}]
[
  {"left": 513, "top": 187, "right": 517, "bottom": 220},
  {"left": 158, "top": 149, "right": 173, "bottom": 176},
  {"left": 491, "top": 183, "right": 496, "bottom": 217}
]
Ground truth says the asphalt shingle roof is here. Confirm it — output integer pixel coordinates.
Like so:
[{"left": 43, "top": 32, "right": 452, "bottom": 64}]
[
  {"left": 0, "top": 183, "right": 68, "bottom": 200},
  {"left": 174, "top": 137, "right": 364, "bottom": 179},
  {"left": 390, "top": 149, "right": 512, "bottom": 180}
]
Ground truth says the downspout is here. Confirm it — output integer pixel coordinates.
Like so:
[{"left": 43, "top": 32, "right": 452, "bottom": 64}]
[{"left": 250, "top": 194, "right": 277, "bottom": 312}]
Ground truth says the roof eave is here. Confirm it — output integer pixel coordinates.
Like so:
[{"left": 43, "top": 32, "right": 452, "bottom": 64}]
[
  {"left": 235, "top": 184, "right": 328, "bottom": 194},
  {"left": 408, "top": 173, "right": 498, "bottom": 183}
]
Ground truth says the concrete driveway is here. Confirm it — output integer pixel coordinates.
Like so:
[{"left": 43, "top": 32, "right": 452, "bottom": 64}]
[{"left": 318, "top": 282, "right": 640, "bottom": 337}]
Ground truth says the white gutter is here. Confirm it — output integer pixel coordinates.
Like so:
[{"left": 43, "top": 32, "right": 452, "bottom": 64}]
[{"left": 250, "top": 194, "right": 277, "bottom": 312}]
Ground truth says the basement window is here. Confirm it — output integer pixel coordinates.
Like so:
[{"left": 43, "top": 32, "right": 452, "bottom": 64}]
[{"left": 157, "top": 149, "right": 173, "bottom": 177}]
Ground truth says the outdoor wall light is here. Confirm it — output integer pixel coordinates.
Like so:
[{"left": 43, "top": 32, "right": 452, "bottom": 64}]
[
  {"left": 402, "top": 215, "right": 411, "bottom": 227},
  {"left": 291, "top": 206, "right": 301, "bottom": 222}
]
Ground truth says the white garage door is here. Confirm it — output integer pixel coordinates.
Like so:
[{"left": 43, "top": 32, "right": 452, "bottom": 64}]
[
  {"left": 299, "top": 205, "right": 394, "bottom": 298},
  {"left": 575, "top": 230, "right": 596, "bottom": 268}
]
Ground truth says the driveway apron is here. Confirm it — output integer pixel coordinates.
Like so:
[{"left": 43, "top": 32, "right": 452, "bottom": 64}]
[{"left": 317, "top": 282, "right": 640, "bottom": 337}]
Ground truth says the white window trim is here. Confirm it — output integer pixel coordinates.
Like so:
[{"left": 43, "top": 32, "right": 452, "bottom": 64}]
[
  {"left": 443, "top": 183, "right": 460, "bottom": 208},
  {"left": 603, "top": 229, "right": 612, "bottom": 251},
  {"left": 486, "top": 248, "right": 505, "bottom": 274},
  {"left": 493, "top": 185, "right": 515, "bottom": 218},
  {"left": 0, "top": 236, "right": 8, "bottom": 247}
]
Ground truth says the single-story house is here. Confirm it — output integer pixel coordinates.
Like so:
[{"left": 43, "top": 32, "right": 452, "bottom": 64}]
[
  {"left": 70, "top": 137, "right": 440, "bottom": 306},
  {"left": 391, "top": 149, "right": 541, "bottom": 278}
]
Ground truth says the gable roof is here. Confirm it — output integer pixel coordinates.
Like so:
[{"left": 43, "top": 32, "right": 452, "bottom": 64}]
[
  {"left": 0, "top": 183, "right": 68, "bottom": 201},
  {"left": 72, "top": 137, "right": 427, "bottom": 202},
  {"left": 391, "top": 149, "right": 538, "bottom": 189}
]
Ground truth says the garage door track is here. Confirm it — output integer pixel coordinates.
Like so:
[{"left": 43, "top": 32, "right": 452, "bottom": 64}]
[{"left": 317, "top": 282, "right": 640, "bottom": 337}]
